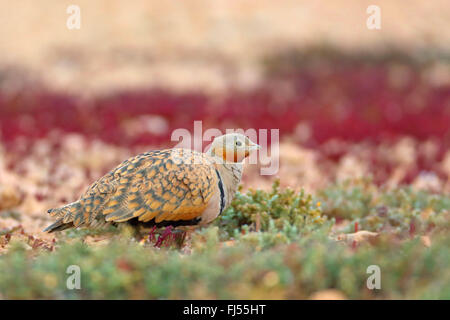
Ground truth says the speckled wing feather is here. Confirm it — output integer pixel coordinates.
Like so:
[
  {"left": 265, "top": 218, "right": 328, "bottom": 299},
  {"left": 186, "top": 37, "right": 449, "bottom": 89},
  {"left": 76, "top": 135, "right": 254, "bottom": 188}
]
[{"left": 47, "top": 149, "right": 218, "bottom": 230}]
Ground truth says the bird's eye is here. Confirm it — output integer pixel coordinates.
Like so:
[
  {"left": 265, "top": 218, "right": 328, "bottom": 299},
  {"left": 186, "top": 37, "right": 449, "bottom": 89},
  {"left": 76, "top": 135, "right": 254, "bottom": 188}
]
[{"left": 235, "top": 141, "right": 242, "bottom": 146}]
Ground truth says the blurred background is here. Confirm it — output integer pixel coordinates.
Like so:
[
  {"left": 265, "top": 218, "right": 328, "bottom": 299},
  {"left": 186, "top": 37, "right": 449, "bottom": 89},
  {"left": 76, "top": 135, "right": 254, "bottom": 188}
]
[{"left": 0, "top": 0, "right": 449, "bottom": 237}]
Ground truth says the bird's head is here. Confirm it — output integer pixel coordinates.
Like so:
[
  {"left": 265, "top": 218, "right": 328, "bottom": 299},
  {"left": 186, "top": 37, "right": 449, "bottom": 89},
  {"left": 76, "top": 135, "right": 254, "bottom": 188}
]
[{"left": 207, "top": 133, "right": 260, "bottom": 163}]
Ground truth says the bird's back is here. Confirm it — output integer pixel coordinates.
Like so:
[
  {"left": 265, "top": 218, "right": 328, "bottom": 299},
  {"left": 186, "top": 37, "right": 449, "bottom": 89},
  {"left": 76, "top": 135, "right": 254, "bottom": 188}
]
[{"left": 44, "top": 148, "right": 219, "bottom": 232}]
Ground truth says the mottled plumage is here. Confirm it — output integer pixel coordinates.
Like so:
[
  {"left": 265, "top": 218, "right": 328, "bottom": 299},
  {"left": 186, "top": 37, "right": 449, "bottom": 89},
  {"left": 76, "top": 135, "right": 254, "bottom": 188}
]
[{"left": 44, "top": 133, "right": 260, "bottom": 233}]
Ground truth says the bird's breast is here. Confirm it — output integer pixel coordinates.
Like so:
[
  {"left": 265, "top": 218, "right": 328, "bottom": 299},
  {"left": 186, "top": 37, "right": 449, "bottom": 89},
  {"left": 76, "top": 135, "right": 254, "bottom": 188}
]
[{"left": 198, "top": 182, "right": 223, "bottom": 224}]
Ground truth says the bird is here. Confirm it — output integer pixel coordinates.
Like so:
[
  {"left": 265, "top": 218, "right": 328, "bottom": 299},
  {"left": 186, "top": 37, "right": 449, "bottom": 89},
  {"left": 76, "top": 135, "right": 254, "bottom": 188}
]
[{"left": 43, "top": 133, "right": 260, "bottom": 234}]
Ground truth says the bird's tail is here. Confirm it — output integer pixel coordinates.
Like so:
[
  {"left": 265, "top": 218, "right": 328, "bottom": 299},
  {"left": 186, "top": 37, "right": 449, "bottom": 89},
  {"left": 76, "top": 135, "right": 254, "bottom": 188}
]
[
  {"left": 43, "top": 218, "right": 74, "bottom": 233},
  {"left": 44, "top": 201, "right": 82, "bottom": 233}
]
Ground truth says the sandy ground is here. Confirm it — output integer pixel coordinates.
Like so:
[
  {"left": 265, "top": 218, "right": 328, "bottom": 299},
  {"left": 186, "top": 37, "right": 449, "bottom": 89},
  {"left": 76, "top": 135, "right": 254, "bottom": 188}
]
[{"left": 1, "top": 0, "right": 449, "bottom": 94}]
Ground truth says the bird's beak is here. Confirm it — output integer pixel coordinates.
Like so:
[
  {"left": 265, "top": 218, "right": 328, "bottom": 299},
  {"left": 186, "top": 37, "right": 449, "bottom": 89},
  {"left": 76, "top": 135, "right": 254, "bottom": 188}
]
[{"left": 247, "top": 141, "right": 261, "bottom": 151}]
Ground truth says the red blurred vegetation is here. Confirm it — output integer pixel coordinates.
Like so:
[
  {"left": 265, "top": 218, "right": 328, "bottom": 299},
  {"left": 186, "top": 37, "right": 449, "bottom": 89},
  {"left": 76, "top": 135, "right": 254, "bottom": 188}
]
[
  {"left": 1, "top": 52, "right": 449, "bottom": 189},
  {"left": 1, "top": 59, "right": 448, "bottom": 147}
]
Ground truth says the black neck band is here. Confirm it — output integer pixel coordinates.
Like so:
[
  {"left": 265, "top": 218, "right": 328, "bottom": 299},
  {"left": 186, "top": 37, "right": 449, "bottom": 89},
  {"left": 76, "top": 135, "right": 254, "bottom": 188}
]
[{"left": 215, "top": 169, "right": 226, "bottom": 214}]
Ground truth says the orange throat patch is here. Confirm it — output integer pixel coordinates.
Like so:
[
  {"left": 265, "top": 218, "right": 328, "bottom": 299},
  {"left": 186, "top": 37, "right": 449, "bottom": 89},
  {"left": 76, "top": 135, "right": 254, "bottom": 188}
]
[{"left": 213, "top": 147, "right": 249, "bottom": 163}]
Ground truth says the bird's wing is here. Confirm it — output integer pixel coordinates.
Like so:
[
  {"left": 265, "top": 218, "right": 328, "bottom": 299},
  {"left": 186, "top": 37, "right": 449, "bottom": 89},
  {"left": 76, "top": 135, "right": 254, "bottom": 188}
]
[{"left": 72, "top": 149, "right": 218, "bottom": 226}]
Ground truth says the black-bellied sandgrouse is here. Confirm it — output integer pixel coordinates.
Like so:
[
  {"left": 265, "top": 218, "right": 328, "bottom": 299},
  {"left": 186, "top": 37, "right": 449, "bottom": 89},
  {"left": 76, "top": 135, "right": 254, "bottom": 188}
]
[{"left": 44, "top": 133, "right": 260, "bottom": 233}]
